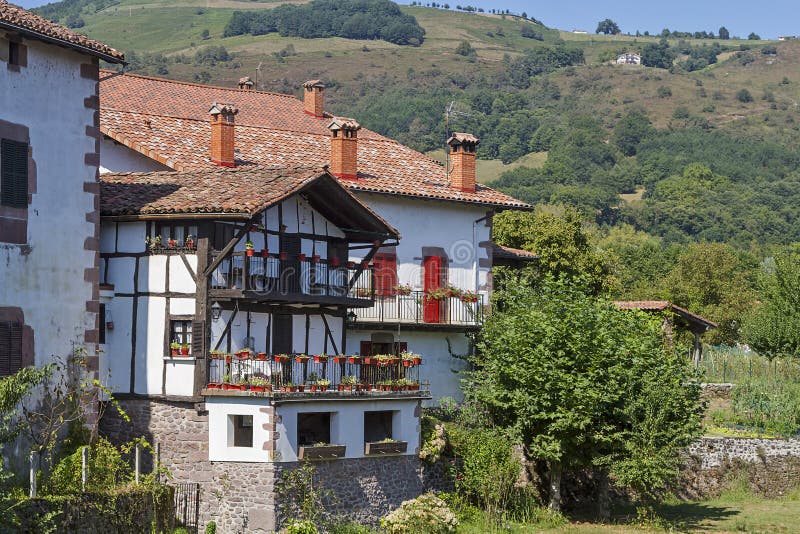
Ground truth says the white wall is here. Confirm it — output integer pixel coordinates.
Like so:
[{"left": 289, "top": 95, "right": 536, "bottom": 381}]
[
  {"left": 274, "top": 399, "right": 419, "bottom": 462},
  {"left": 212, "top": 311, "right": 343, "bottom": 356},
  {"left": 0, "top": 37, "right": 100, "bottom": 369},
  {"left": 352, "top": 193, "right": 492, "bottom": 294},
  {"left": 99, "top": 137, "right": 171, "bottom": 173},
  {"left": 207, "top": 397, "right": 272, "bottom": 462}
]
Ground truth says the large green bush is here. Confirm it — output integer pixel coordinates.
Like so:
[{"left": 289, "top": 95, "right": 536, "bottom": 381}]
[{"left": 380, "top": 493, "right": 458, "bottom": 533}]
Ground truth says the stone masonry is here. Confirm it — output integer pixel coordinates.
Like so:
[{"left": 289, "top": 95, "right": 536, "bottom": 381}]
[{"left": 100, "top": 398, "right": 439, "bottom": 533}]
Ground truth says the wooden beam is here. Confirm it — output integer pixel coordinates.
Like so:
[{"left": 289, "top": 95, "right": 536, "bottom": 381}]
[
  {"left": 320, "top": 313, "right": 339, "bottom": 355},
  {"left": 212, "top": 308, "right": 238, "bottom": 352},
  {"left": 348, "top": 242, "right": 382, "bottom": 289},
  {"left": 203, "top": 223, "right": 249, "bottom": 277}
]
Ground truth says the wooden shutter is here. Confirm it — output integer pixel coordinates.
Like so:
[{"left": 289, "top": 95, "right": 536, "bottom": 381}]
[
  {"left": 0, "top": 321, "right": 22, "bottom": 376},
  {"left": 360, "top": 341, "right": 372, "bottom": 357},
  {"left": 423, "top": 256, "right": 442, "bottom": 323},
  {"left": 191, "top": 320, "right": 206, "bottom": 358},
  {"left": 99, "top": 303, "right": 106, "bottom": 345},
  {"left": 272, "top": 314, "right": 293, "bottom": 354},
  {"left": 373, "top": 253, "right": 397, "bottom": 296},
  {"left": 1, "top": 139, "right": 28, "bottom": 208}
]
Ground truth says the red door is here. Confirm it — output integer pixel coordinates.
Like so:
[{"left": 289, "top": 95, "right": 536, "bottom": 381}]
[
  {"left": 373, "top": 253, "right": 397, "bottom": 297},
  {"left": 423, "top": 256, "right": 442, "bottom": 323}
]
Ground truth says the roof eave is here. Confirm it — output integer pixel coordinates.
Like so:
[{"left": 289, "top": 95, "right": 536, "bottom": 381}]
[
  {"left": 102, "top": 212, "right": 252, "bottom": 221},
  {"left": 0, "top": 20, "right": 125, "bottom": 64}
]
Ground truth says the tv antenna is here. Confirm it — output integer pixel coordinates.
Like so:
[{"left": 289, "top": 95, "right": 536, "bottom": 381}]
[{"left": 444, "top": 101, "right": 471, "bottom": 177}]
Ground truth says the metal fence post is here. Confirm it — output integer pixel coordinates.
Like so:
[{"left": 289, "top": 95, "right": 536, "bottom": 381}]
[
  {"left": 135, "top": 443, "right": 141, "bottom": 485},
  {"left": 81, "top": 446, "right": 89, "bottom": 492},
  {"left": 155, "top": 442, "right": 161, "bottom": 485},
  {"left": 29, "top": 451, "right": 37, "bottom": 498}
]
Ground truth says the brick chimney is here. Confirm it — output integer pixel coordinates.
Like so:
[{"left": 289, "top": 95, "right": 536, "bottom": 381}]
[
  {"left": 209, "top": 102, "right": 238, "bottom": 167},
  {"left": 302, "top": 80, "right": 325, "bottom": 118},
  {"left": 447, "top": 132, "right": 479, "bottom": 192},
  {"left": 238, "top": 76, "right": 254, "bottom": 90},
  {"left": 328, "top": 117, "right": 361, "bottom": 180}
]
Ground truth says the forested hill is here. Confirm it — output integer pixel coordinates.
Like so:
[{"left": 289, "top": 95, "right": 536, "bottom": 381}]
[{"left": 35, "top": 0, "right": 800, "bottom": 246}]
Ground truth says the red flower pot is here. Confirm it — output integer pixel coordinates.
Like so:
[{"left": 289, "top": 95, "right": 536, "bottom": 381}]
[
  {"left": 313, "top": 255, "right": 321, "bottom": 263},
  {"left": 298, "top": 253, "right": 306, "bottom": 261},
  {"left": 403, "top": 360, "right": 411, "bottom": 367},
  {"left": 171, "top": 348, "right": 179, "bottom": 356},
  {"left": 225, "top": 355, "right": 232, "bottom": 364},
  {"left": 257, "top": 352, "right": 267, "bottom": 361},
  {"left": 319, "top": 385, "right": 328, "bottom": 392},
  {"left": 297, "top": 385, "right": 306, "bottom": 392},
  {"left": 181, "top": 347, "right": 190, "bottom": 356},
  {"left": 207, "top": 382, "right": 221, "bottom": 390},
  {"left": 222, "top": 383, "right": 231, "bottom": 390},
  {"left": 333, "top": 356, "right": 345, "bottom": 364},
  {"left": 246, "top": 249, "right": 254, "bottom": 257},
  {"left": 168, "top": 239, "right": 177, "bottom": 247},
  {"left": 261, "top": 249, "right": 269, "bottom": 258},
  {"left": 251, "top": 385, "right": 266, "bottom": 393},
  {"left": 314, "top": 355, "right": 328, "bottom": 364},
  {"left": 331, "top": 257, "right": 339, "bottom": 267},
  {"left": 361, "top": 261, "right": 369, "bottom": 269},
  {"left": 295, "top": 356, "right": 309, "bottom": 364},
  {"left": 274, "top": 355, "right": 287, "bottom": 363},
  {"left": 413, "top": 357, "right": 422, "bottom": 365},
  {"left": 310, "top": 384, "right": 318, "bottom": 392},
  {"left": 347, "top": 261, "right": 355, "bottom": 269},
  {"left": 348, "top": 356, "right": 361, "bottom": 365},
  {"left": 364, "top": 357, "right": 374, "bottom": 366}
]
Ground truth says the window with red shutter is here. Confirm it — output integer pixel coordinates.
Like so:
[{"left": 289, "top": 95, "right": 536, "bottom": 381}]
[{"left": 373, "top": 252, "right": 397, "bottom": 296}]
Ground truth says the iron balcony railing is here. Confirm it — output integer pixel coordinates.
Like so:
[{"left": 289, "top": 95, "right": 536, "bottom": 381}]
[
  {"left": 210, "top": 252, "right": 373, "bottom": 301},
  {"left": 205, "top": 353, "right": 424, "bottom": 394},
  {"left": 350, "top": 290, "right": 484, "bottom": 326}
]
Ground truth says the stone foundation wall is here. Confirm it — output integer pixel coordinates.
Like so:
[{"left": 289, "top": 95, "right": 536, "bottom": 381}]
[
  {"left": 100, "top": 398, "right": 440, "bottom": 533},
  {"left": 679, "top": 437, "right": 800, "bottom": 499}
]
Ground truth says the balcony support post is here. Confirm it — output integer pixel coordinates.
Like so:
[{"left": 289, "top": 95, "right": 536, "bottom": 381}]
[{"left": 203, "top": 222, "right": 249, "bottom": 277}]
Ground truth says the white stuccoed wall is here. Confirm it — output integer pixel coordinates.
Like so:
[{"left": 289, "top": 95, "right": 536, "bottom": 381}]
[
  {"left": 99, "top": 137, "right": 171, "bottom": 173},
  {"left": 0, "top": 37, "right": 99, "bottom": 367}
]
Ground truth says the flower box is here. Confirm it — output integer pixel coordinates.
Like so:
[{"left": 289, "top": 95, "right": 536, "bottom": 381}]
[
  {"left": 250, "top": 384, "right": 271, "bottom": 393},
  {"left": 314, "top": 355, "right": 328, "bottom": 364},
  {"left": 298, "top": 444, "right": 346, "bottom": 461},
  {"left": 274, "top": 355, "right": 289, "bottom": 364},
  {"left": 295, "top": 356, "right": 310, "bottom": 364},
  {"left": 364, "top": 441, "right": 408, "bottom": 455}
]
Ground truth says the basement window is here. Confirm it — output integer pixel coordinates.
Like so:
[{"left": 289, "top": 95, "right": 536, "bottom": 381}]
[
  {"left": 228, "top": 414, "right": 253, "bottom": 448},
  {"left": 297, "top": 412, "right": 331, "bottom": 446},
  {"left": 364, "top": 411, "right": 394, "bottom": 443}
]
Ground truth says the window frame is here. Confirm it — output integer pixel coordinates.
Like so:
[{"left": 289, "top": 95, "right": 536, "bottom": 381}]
[
  {"left": 169, "top": 319, "right": 193, "bottom": 353},
  {"left": 0, "top": 321, "right": 23, "bottom": 377},
  {"left": 1, "top": 138, "right": 28, "bottom": 208}
]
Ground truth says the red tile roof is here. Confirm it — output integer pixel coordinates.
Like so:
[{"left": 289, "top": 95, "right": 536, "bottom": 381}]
[
  {"left": 0, "top": 1, "right": 123, "bottom": 62},
  {"left": 100, "top": 165, "right": 399, "bottom": 238},
  {"left": 99, "top": 71, "right": 531, "bottom": 210},
  {"left": 614, "top": 300, "right": 718, "bottom": 330}
]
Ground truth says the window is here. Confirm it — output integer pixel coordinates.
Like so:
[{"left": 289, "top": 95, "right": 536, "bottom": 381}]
[
  {"left": 373, "top": 252, "right": 397, "bottom": 296},
  {"left": 364, "top": 411, "right": 393, "bottom": 443},
  {"left": 1, "top": 139, "right": 28, "bottom": 208},
  {"left": 297, "top": 412, "right": 331, "bottom": 446},
  {"left": 0, "top": 321, "right": 22, "bottom": 377},
  {"left": 7, "top": 40, "right": 26, "bottom": 69},
  {"left": 99, "top": 303, "right": 106, "bottom": 344},
  {"left": 228, "top": 414, "right": 253, "bottom": 448},
  {"left": 169, "top": 320, "right": 192, "bottom": 352},
  {"left": 153, "top": 224, "right": 198, "bottom": 249}
]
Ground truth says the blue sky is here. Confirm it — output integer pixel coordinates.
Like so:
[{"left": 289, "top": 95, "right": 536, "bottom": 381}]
[{"left": 14, "top": 0, "right": 799, "bottom": 39}]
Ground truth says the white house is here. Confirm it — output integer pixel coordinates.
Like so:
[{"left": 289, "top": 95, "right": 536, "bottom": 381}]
[
  {"left": 0, "top": 3, "right": 123, "bottom": 427},
  {"left": 95, "top": 72, "right": 532, "bottom": 531},
  {"left": 616, "top": 52, "right": 642, "bottom": 65}
]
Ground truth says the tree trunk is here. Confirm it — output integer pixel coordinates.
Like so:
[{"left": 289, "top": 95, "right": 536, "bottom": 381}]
[
  {"left": 548, "top": 460, "right": 562, "bottom": 512},
  {"left": 596, "top": 469, "right": 611, "bottom": 521}
]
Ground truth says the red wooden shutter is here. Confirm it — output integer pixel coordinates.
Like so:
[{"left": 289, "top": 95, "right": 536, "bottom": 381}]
[
  {"left": 360, "top": 341, "right": 372, "bottom": 357},
  {"left": 423, "top": 256, "right": 442, "bottom": 323},
  {"left": 373, "top": 253, "right": 397, "bottom": 296}
]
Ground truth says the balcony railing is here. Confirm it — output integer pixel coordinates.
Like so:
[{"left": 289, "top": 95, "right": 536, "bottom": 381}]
[
  {"left": 210, "top": 252, "right": 373, "bottom": 303},
  {"left": 350, "top": 291, "right": 484, "bottom": 327},
  {"left": 204, "top": 353, "right": 426, "bottom": 396}
]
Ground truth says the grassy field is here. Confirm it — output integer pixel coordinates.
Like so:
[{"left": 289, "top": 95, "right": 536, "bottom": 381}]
[{"left": 455, "top": 487, "right": 800, "bottom": 533}]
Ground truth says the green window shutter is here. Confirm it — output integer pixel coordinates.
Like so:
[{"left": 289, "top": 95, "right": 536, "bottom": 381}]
[{"left": 1, "top": 139, "right": 28, "bottom": 208}]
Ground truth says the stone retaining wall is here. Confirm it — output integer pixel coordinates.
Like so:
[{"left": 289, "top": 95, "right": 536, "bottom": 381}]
[
  {"left": 680, "top": 437, "right": 800, "bottom": 499},
  {"left": 700, "top": 383, "right": 736, "bottom": 399}
]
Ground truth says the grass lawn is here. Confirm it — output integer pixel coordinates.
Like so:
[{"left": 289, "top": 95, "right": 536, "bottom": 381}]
[{"left": 457, "top": 487, "right": 800, "bottom": 532}]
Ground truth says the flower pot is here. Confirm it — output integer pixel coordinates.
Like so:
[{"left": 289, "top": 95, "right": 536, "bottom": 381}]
[
  {"left": 171, "top": 348, "right": 179, "bottom": 356},
  {"left": 347, "top": 261, "right": 355, "bottom": 269},
  {"left": 261, "top": 248, "right": 269, "bottom": 258},
  {"left": 314, "top": 355, "right": 328, "bottom": 364},
  {"left": 295, "top": 357, "right": 310, "bottom": 364},
  {"left": 362, "top": 261, "right": 369, "bottom": 269},
  {"left": 168, "top": 239, "right": 177, "bottom": 248},
  {"left": 185, "top": 241, "right": 194, "bottom": 250},
  {"left": 297, "top": 385, "right": 306, "bottom": 392},
  {"left": 274, "top": 355, "right": 288, "bottom": 363},
  {"left": 310, "top": 384, "right": 318, "bottom": 392},
  {"left": 298, "top": 253, "right": 306, "bottom": 261},
  {"left": 207, "top": 382, "right": 221, "bottom": 390},
  {"left": 403, "top": 360, "right": 411, "bottom": 367},
  {"left": 313, "top": 255, "right": 321, "bottom": 263},
  {"left": 225, "top": 355, "right": 232, "bottom": 364},
  {"left": 257, "top": 352, "right": 267, "bottom": 361},
  {"left": 246, "top": 249, "right": 254, "bottom": 257},
  {"left": 348, "top": 356, "right": 361, "bottom": 365},
  {"left": 251, "top": 385, "right": 266, "bottom": 393},
  {"left": 319, "top": 385, "right": 328, "bottom": 392},
  {"left": 364, "top": 357, "right": 374, "bottom": 366},
  {"left": 356, "top": 384, "right": 363, "bottom": 391},
  {"left": 237, "top": 352, "right": 250, "bottom": 360},
  {"left": 333, "top": 356, "right": 345, "bottom": 364},
  {"left": 410, "top": 384, "right": 420, "bottom": 391},
  {"left": 331, "top": 257, "right": 339, "bottom": 267},
  {"left": 222, "top": 383, "right": 232, "bottom": 390},
  {"left": 413, "top": 357, "right": 422, "bottom": 365},
  {"left": 181, "top": 347, "right": 190, "bottom": 356},
  {"left": 281, "top": 386, "right": 297, "bottom": 393}
]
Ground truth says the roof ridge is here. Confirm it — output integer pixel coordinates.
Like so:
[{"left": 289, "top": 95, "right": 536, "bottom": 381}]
[
  {"left": 101, "top": 163, "right": 325, "bottom": 179},
  {"left": 99, "top": 69, "right": 298, "bottom": 99}
]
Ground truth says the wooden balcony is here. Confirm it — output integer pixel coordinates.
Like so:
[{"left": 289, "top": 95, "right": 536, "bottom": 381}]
[
  {"left": 210, "top": 252, "right": 374, "bottom": 306},
  {"left": 347, "top": 291, "right": 484, "bottom": 331}
]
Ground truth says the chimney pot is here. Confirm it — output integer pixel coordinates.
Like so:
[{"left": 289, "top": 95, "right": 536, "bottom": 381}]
[
  {"left": 328, "top": 117, "right": 360, "bottom": 180},
  {"left": 238, "top": 76, "right": 254, "bottom": 90},
  {"left": 302, "top": 80, "right": 325, "bottom": 118},
  {"left": 209, "top": 102, "right": 238, "bottom": 167},
  {"left": 447, "top": 132, "right": 479, "bottom": 192}
]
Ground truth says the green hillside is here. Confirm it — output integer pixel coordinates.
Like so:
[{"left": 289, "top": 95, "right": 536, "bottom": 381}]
[{"left": 35, "top": 0, "right": 800, "bottom": 247}]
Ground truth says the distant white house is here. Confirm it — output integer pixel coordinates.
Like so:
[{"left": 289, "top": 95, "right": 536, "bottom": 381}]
[
  {"left": 616, "top": 52, "right": 642, "bottom": 65},
  {"left": 572, "top": 29, "right": 588, "bottom": 34},
  {"left": 778, "top": 35, "right": 796, "bottom": 41}
]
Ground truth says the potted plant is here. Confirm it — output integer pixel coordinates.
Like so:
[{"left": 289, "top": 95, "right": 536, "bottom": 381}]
[
  {"left": 298, "top": 442, "right": 346, "bottom": 460},
  {"left": 355, "top": 288, "right": 372, "bottom": 298},
  {"left": 185, "top": 235, "right": 195, "bottom": 250},
  {"left": 425, "top": 287, "right": 451, "bottom": 302},
  {"left": 245, "top": 240, "right": 255, "bottom": 257},
  {"left": 295, "top": 354, "right": 310, "bottom": 364},
  {"left": 281, "top": 382, "right": 297, "bottom": 393},
  {"left": 256, "top": 352, "right": 267, "bottom": 361},
  {"left": 312, "top": 254, "right": 321, "bottom": 263},
  {"left": 339, "top": 375, "right": 358, "bottom": 392},
  {"left": 249, "top": 377, "right": 271, "bottom": 393},
  {"left": 274, "top": 353, "right": 289, "bottom": 364},
  {"left": 307, "top": 373, "right": 319, "bottom": 392},
  {"left": 168, "top": 237, "right": 177, "bottom": 248},
  {"left": 180, "top": 343, "right": 190, "bottom": 356},
  {"left": 394, "top": 284, "right": 413, "bottom": 296},
  {"left": 347, "top": 261, "right": 356, "bottom": 269},
  {"left": 298, "top": 253, "right": 306, "bottom": 261},
  {"left": 365, "top": 438, "right": 408, "bottom": 455},
  {"left": 148, "top": 235, "right": 162, "bottom": 252},
  {"left": 236, "top": 349, "right": 251, "bottom": 360},
  {"left": 210, "top": 350, "right": 224, "bottom": 360},
  {"left": 314, "top": 354, "right": 328, "bottom": 364},
  {"left": 225, "top": 353, "right": 232, "bottom": 364},
  {"left": 317, "top": 378, "right": 330, "bottom": 392},
  {"left": 221, "top": 374, "right": 232, "bottom": 390},
  {"left": 331, "top": 257, "right": 340, "bottom": 267},
  {"left": 401, "top": 351, "right": 422, "bottom": 367},
  {"left": 297, "top": 383, "right": 306, "bottom": 393},
  {"left": 206, "top": 381, "right": 221, "bottom": 390},
  {"left": 332, "top": 354, "right": 346, "bottom": 364},
  {"left": 460, "top": 290, "right": 479, "bottom": 303},
  {"left": 231, "top": 377, "right": 247, "bottom": 391},
  {"left": 363, "top": 355, "right": 376, "bottom": 366},
  {"left": 348, "top": 355, "right": 362, "bottom": 365},
  {"left": 170, "top": 342, "right": 180, "bottom": 356}
]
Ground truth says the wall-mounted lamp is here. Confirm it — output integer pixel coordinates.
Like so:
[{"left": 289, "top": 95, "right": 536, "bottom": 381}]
[
  {"left": 211, "top": 301, "right": 222, "bottom": 322},
  {"left": 346, "top": 310, "right": 358, "bottom": 325}
]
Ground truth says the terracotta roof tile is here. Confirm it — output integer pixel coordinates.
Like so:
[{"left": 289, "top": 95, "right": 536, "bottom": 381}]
[
  {"left": 0, "top": 1, "right": 123, "bottom": 61},
  {"left": 99, "top": 71, "right": 531, "bottom": 210}
]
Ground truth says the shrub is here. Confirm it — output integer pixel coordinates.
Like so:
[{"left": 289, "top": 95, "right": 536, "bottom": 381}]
[
  {"left": 46, "top": 437, "right": 132, "bottom": 495},
  {"left": 286, "top": 518, "right": 318, "bottom": 534},
  {"left": 380, "top": 493, "right": 458, "bottom": 533},
  {"left": 657, "top": 85, "right": 672, "bottom": 98},
  {"left": 736, "top": 89, "right": 754, "bottom": 103},
  {"left": 672, "top": 106, "right": 690, "bottom": 119}
]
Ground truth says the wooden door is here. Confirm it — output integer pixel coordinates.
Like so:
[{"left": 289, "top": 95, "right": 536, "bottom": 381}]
[{"left": 423, "top": 255, "right": 442, "bottom": 323}]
